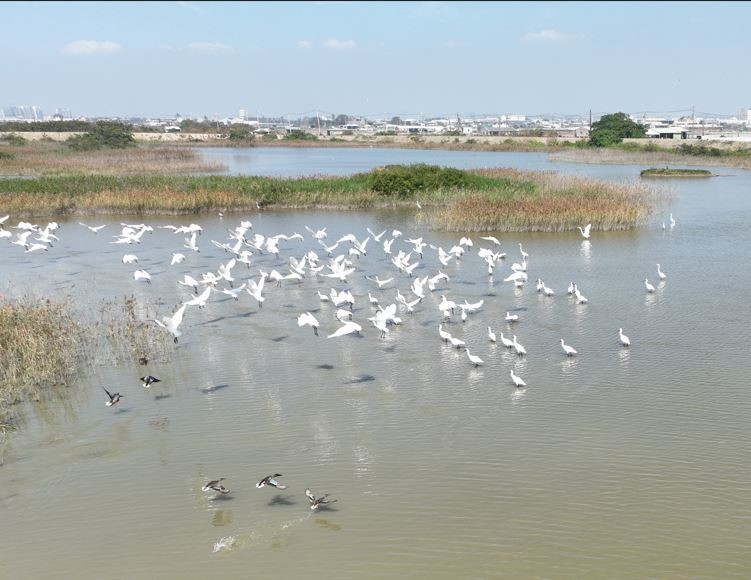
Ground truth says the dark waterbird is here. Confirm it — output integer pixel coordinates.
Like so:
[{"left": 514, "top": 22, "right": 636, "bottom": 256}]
[
  {"left": 305, "top": 488, "right": 337, "bottom": 511},
  {"left": 103, "top": 387, "right": 123, "bottom": 407},
  {"left": 140, "top": 375, "right": 161, "bottom": 388},
  {"left": 256, "top": 474, "right": 287, "bottom": 490},
  {"left": 202, "top": 478, "right": 230, "bottom": 495}
]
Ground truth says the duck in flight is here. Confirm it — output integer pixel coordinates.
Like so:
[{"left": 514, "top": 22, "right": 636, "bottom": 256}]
[
  {"left": 256, "top": 474, "right": 288, "bottom": 490},
  {"left": 305, "top": 488, "right": 337, "bottom": 510},
  {"left": 103, "top": 387, "right": 123, "bottom": 407},
  {"left": 140, "top": 375, "right": 161, "bottom": 388},
  {"left": 202, "top": 478, "right": 230, "bottom": 495}
]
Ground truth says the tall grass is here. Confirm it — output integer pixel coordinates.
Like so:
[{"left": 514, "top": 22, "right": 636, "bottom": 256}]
[
  {"left": 0, "top": 295, "right": 170, "bottom": 428},
  {"left": 425, "top": 169, "right": 654, "bottom": 232},
  {"left": 0, "top": 298, "right": 81, "bottom": 425},
  {"left": 0, "top": 141, "right": 225, "bottom": 176}
]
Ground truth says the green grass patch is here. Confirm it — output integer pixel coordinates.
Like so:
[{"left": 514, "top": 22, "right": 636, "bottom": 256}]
[{"left": 640, "top": 167, "right": 712, "bottom": 177}]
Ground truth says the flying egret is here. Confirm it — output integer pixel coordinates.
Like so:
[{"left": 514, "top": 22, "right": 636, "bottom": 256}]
[
  {"left": 619, "top": 327, "right": 631, "bottom": 347},
  {"left": 154, "top": 304, "right": 187, "bottom": 343},
  {"left": 79, "top": 222, "right": 106, "bottom": 233},
  {"left": 327, "top": 320, "right": 362, "bottom": 339},
  {"left": 578, "top": 223, "right": 592, "bottom": 240},
  {"left": 122, "top": 254, "right": 138, "bottom": 264},
  {"left": 560, "top": 338, "right": 577, "bottom": 356},
  {"left": 297, "top": 312, "right": 320, "bottom": 336},
  {"left": 133, "top": 269, "right": 151, "bottom": 284},
  {"left": 510, "top": 369, "right": 526, "bottom": 388}
]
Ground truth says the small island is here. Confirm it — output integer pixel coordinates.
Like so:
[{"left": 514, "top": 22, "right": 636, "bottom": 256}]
[{"left": 640, "top": 167, "right": 713, "bottom": 177}]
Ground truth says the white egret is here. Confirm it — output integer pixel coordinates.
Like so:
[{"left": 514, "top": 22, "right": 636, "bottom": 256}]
[
  {"left": 122, "top": 254, "right": 138, "bottom": 264},
  {"left": 466, "top": 349, "right": 484, "bottom": 367},
  {"left": 79, "top": 222, "right": 106, "bottom": 233},
  {"left": 297, "top": 312, "right": 320, "bottom": 336},
  {"left": 499, "top": 331, "right": 514, "bottom": 348},
  {"left": 171, "top": 253, "right": 186, "bottom": 265},
  {"left": 657, "top": 263, "right": 667, "bottom": 280},
  {"left": 487, "top": 326, "right": 497, "bottom": 342},
  {"left": 327, "top": 320, "right": 362, "bottom": 339},
  {"left": 438, "top": 324, "right": 452, "bottom": 343},
  {"left": 560, "top": 338, "right": 577, "bottom": 356},
  {"left": 154, "top": 304, "right": 187, "bottom": 343},
  {"left": 645, "top": 278, "right": 656, "bottom": 293},
  {"left": 512, "top": 335, "right": 526, "bottom": 356},
  {"left": 510, "top": 369, "right": 526, "bottom": 388},
  {"left": 449, "top": 336, "right": 466, "bottom": 349},
  {"left": 619, "top": 328, "right": 631, "bottom": 347},
  {"left": 133, "top": 269, "right": 151, "bottom": 283},
  {"left": 184, "top": 286, "right": 212, "bottom": 308},
  {"left": 505, "top": 312, "right": 520, "bottom": 323},
  {"left": 669, "top": 213, "right": 676, "bottom": 227},
  {"left": 578, "top": 223, "right": 592, "bottom": 240}
]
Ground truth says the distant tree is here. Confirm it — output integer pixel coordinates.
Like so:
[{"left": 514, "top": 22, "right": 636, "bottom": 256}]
[
  {"left": 334, "top": 114, "right": 350, "bottom": 126},
  {"left": 228, "top": 124, "right": 255, "bottom": 142},
  {"left": 390, "top": 116, "right": 402, "bottom": 126},
  {"left": 67, "top": 121, "right": 134, "bottom": 151},
  {"left": 589, "top": 112, "right": 646, "bottom": 147}
]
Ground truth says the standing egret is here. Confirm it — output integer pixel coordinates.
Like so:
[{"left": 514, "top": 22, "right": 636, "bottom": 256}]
[
  {"left": 499, "top": 331, "right": 514, "bottom": 348},
  {"left": 487, "top": 326, "right": 497, "bottom": 343},
  {"left": 560, "top": 338, "right": 577, "bottom": 357},
  {"left": 505, "top": 312, "right": 520, "bottom": 323},
  {"left": 645, "top": 278, "right": 656, "bottom": 293},
  {"left": 619, "top": 328, "right": 631, "bottom": 347},
  {"left": 466, "top": 349, "right": 484, "bottom": 367},
  {"left": 669, "top": 213, "right": 676, "bottom": 227},
  {"left": 512, "top": 335, "right": 526, "bottom": 356},
  {"left": 510, "top": 369, "right": 526, "bottom": 388},
  {"left": 657, "top": 264, "right": 667, "bottom": 280}
]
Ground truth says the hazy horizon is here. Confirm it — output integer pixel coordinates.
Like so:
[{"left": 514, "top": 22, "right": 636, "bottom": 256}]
[{"left": 2, "top": 1, "right": 750, "bottom": 119}]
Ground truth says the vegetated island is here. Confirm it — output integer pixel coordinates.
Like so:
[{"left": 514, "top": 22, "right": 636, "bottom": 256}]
[
  {"left": 640, "top": 167, "right": 713, "bottom": 177},
  {"left": 0, "top": 163, "right": 654, "bottom": 233}
]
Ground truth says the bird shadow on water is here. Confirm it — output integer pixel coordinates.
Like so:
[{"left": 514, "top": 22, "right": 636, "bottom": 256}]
[
  {"left": 271, "top": 335, "right": 288, "bottom": 343},
  {"left": 201, "top": 384, "right": 230, "bottom": 394},
  {"left": 316, "top": 364, "right": 335, "bottom": 370},
  {"left": 268, "top": 494, "right": 296, "bottom": 506},
  {"left": 315, "top": 517, "right": 342, "bottom": 531},
  {"left": 345, "top": 374, "right": 376, "bottom": 385},
  {"left": 154, "top": 394, "right": 172, "bottom": 401}
]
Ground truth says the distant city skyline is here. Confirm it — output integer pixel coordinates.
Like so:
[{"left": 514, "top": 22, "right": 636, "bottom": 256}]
[{"left": 2, "top": 1, "right": 750, "bottom": 119}]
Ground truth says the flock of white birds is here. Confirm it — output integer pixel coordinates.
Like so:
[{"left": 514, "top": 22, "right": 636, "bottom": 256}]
[{"left": 0, "top": 211, "right": 675, "bottom": 395}]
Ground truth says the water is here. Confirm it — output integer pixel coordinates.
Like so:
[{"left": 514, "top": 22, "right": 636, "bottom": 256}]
[{"left": 1, "top": 150, "right": 750, "bottom": 578}]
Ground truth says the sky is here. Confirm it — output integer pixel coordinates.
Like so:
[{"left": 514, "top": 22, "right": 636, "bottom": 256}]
[{"left": 2, "top": 1, "right": 750, "bottom": 120}]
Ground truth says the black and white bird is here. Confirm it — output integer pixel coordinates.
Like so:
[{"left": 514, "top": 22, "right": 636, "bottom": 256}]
[
  {"left": 103, "top": 387, "right": 123, "bottom": 407},
  {"left": 256, "top": 474, "right": 287, "bottom": 490},
  {"left": 305, "top": 488, "right": 337, "bottom": 510},
  {"left": 140, "top": 375, "right": 161, "bottom": 388},
  {"left": 202, "top": 478, "right": 230, "bottom": 495}
]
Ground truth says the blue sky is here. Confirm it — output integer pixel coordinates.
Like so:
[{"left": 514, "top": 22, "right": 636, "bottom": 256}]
[{"left": 2, "top": 1, "right": 749, "bottom": 119}]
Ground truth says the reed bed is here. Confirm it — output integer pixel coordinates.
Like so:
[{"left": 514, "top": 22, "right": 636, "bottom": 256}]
[
  {"left": 0, "top": 141, "right": 225, "bottom": 176},
  {"left": 425, "top": 168, "right": 654, "bottom": 232},
  {"left": 0, "top": 298, "right": 81, "bottom": 424},
  {"left": 0, "top": 166, "right": 655, "bottom": 230},
  {"left": 0, "top": 294, "right": 170, "bottom": 428},
  {"left": 549, "top": 147, "right": 751, "bottom": 169}
]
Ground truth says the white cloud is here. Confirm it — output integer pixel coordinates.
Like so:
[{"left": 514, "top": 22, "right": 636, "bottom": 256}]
[
  {"left": 297, "top": 40, "right": 312, "bottom": 50},
  {"left": 188, "top": 41, "right": 234, "bottom": 54},
  {"left": 61, "top": 40, "right": 122, "bottom": 56},
  {"left": 522, "top": 29, "right": 567, "bottom": 43},
  {"left": 323, "top": 38, "right": 355, "bottom": 50}
]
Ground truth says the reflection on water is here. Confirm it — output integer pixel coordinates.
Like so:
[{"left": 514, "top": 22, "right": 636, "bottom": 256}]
[{"left": 1, "top": 153, "right": 751, "bottom": 578}]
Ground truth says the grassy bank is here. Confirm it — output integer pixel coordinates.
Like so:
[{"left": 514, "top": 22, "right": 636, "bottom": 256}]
[
  {"left": 0, "top": 164, "right": 654, "bottom": 231},
  {"left": 0, "top": 140, "right": 225, "bottom": 176}
]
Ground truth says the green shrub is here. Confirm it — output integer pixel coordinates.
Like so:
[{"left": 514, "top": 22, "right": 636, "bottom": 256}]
[
  {"left": 367, "top": 164, "right": 473, "bottom": 198},
  {"left": 283, "top": 130, "right": 317, "bottom": 141},
  {"left": 0, "top": 151, "right": 15, "bottom": 160},
  {"left": 66, "top": 121, "right": 135, "bottom": 151},
  {"left": 0, "top": 133, "right": 26, "bottom": 146}
]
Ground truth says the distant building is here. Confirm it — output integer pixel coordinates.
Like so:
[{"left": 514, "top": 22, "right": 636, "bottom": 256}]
[{"left": 739, "top": 108, "right": 751, "bottom": 123}]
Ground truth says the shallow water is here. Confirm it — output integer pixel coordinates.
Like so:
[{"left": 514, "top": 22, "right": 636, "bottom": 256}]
[{"left": 1, "top": 151, "right": 750, "bottom": 578}]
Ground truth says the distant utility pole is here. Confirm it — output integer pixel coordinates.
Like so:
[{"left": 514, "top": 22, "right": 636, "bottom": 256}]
[{"left": 589, "top": 109, "right": 592, "bottom": 133}]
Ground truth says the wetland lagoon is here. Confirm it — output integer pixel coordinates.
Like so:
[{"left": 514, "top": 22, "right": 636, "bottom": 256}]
[{"left": 1, "top": 147, "right": 750, "bottom": 578}]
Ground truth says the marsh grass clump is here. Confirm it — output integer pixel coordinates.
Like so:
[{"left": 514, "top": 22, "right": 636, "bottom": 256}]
[
  {"left": 424, "top": 168, "right": 654, "bottom": 232},
  {"left": 89, "top": 295, "right": 171, "bottom": 367},
  {"left": 0, "top": 298, "right": 82, "bottom": 423},
  {"left": 367, "top": 164, "right": 477, "bottom": 197}
]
